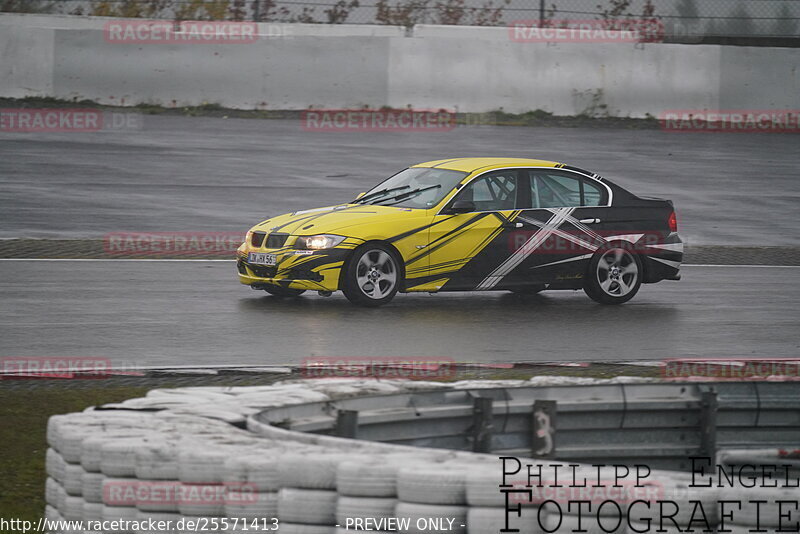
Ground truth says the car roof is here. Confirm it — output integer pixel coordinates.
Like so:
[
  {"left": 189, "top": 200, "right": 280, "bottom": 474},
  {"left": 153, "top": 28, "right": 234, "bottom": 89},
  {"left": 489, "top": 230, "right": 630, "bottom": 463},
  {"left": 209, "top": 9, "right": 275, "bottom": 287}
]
[{"left": 412, "top": 157, "right": 563, "bottom": 173}]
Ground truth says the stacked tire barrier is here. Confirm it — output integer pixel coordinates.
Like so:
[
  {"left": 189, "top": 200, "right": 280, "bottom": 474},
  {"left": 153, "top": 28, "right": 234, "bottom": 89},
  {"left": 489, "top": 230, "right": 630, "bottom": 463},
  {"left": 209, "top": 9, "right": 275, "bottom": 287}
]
[{"left": 42, "top": 378, "right": 799, "bottom": 533}]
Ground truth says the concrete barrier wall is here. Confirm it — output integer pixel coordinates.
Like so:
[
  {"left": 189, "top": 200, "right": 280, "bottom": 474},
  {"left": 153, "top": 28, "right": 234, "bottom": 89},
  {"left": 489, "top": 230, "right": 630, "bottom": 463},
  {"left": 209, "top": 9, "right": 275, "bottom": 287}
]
[{"left": 1, "top": 14, "right": 798, "bottom": 116}]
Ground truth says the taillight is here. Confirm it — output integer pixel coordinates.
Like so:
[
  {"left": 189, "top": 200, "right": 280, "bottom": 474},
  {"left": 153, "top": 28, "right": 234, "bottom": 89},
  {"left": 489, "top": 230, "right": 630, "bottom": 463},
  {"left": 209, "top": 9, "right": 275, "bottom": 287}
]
[{"left": 668, "top": 211, "right": 677, "bottom": 233}]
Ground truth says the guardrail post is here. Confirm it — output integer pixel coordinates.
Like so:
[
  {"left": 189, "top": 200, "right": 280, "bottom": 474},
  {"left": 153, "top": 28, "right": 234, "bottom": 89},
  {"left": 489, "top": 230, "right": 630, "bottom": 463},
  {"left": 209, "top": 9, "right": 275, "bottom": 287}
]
[
  {"left": 335, "top": 409, "right": 359, "bottom": 438},
  {"left": 532, "top": 400, "right": 557, "bottom": 457},
  {"left": 699, "top": 391, "right": 718, "bottom": 465},
  {"left": 472, "top": 397, "right": 494, "bottom": 453}
]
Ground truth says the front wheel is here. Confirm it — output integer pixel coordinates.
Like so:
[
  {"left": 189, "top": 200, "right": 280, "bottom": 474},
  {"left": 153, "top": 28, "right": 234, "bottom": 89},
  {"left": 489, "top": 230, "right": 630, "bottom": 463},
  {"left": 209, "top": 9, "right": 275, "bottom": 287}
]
[
  {"left": 342, "top": 244, "right": 400, "bottom": 307},
  {"left": 262, "top": 285, "right": 306, "bottom": 298},
  {"left": 583, "top": 246, "right": 642, "bottom": 304}
]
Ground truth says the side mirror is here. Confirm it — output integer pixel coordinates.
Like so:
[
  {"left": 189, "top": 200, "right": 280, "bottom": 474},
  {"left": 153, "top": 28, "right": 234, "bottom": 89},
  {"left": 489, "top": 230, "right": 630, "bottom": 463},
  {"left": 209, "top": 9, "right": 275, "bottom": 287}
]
[
  {"left": 446, "top": 200, "right": 475, "bottom": 214},
  {"left": 355, "top": 191, "right": 366, "bottom": 200}
]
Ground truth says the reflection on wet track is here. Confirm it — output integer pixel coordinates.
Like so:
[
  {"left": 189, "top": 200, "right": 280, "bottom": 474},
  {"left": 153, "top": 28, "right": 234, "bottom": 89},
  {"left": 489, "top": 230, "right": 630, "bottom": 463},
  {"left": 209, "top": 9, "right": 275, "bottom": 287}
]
[{"left": 1, "top": 261, "right": 797, "bottom": 365}]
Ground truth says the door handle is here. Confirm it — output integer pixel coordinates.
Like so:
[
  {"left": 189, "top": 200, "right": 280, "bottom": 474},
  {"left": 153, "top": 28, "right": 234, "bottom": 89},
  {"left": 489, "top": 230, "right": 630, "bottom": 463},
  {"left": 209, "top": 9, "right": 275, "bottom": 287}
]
[
  {"left": 502, "top": 222, "right": 523, "bottom": 228},
  {"left": 579, "top": 218, "right": 601, "bottom": 224}
]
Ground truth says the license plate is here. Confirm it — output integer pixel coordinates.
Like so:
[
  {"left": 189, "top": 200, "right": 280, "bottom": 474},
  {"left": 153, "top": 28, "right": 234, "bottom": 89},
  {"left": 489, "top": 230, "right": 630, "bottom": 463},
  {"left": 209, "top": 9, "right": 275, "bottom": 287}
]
[{"left": 248, "top": 252, "right": 276, "bottom": 266}]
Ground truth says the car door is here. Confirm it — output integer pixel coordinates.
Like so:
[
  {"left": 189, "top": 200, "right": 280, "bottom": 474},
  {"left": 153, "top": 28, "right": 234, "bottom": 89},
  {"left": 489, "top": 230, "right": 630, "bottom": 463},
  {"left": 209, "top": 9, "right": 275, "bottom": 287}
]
[
  {"left": 420, "top": 169, "right": 525, "bottom": 291},
  {"left": 513, "top": 169, "right": 610, "bottom": 286}
]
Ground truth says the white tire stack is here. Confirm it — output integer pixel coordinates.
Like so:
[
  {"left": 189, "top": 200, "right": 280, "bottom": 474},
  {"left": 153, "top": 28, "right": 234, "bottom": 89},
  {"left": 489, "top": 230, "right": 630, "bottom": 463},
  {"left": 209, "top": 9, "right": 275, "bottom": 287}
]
[
  {"left": 278, "top": 453, "right": 354, "bottom": 490},
  {"left": 224, "top": 454, "right": 281, "bottom": 491},
  {"left": 336, "top": 455, "right": 422, "bottom": 498},
  {"left": 80, "top": 472, "right": 106, "bottom": 503},
  {"left": 135, "top": 480, "right": 182, "bottom": 513},
  {"left": 177, "top": 483, "right": 226, "bottom": 516},
  {"left": 336, "top": 495, "right": 398, "bottom": 524},
  {"left": 62, "top": 463, "right": 85, "bottom": 496},
  {"left": 135, "top": 440, "right": 180, "bottom": 480},
  {"left": 397, "top": 464, "right": 467, "bottom": 505},
  {"left": 46, "top": 449, "right": 67, "bottom": 484},
  {"left": 278, "top": 488, "right": 338, "bottom": 525},
  {"left": 224, "top": 488, "right": 278, "bottom": 520}
]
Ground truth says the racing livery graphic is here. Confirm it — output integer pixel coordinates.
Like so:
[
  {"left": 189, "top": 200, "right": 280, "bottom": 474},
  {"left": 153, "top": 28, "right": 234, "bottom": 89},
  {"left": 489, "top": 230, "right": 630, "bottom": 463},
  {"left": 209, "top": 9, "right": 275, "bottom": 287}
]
[{"left": 237, "top": 158, "right": 683, "bottom": 306}]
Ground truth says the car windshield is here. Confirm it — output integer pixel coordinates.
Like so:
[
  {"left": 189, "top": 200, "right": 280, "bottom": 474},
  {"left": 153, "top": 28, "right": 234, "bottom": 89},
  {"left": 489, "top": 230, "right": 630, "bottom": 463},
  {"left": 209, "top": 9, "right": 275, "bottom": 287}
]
[{"left": 355, "top": 167, "right": 467, "bottom": 209}]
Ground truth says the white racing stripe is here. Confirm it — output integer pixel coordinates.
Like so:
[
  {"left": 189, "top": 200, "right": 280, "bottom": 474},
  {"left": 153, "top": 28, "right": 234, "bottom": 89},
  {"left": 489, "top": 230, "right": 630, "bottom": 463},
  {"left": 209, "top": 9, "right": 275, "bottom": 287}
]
[
  {"left": 518, "top": 215, "right": 600, "bottom": 253},
  {"left": 477, "top": 207, "right": 575, "bottom": 290}
]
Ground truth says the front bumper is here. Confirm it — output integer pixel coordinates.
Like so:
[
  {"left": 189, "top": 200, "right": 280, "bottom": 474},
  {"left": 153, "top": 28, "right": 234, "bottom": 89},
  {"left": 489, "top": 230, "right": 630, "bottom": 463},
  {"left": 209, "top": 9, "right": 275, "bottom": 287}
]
[{"left": 236, "top": 243, "right": 351, "bottom": 291}]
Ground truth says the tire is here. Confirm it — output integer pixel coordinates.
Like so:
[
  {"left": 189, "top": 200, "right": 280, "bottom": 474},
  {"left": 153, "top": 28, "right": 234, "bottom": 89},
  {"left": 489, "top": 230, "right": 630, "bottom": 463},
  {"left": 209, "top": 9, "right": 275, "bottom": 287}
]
[
  {"left": 62, "top": 464, "right": 85, "bottom": 496},
  {"left": 465, "top": 468, "right": 505, "bottom": 507},
  {"left": 336, "top": 459, "right": 402, "bottom": 497},
  {"left": 177, "top": 484, "right": 225, "bottom": 516},
  {"left": 46, "top": 449, "right": 66, "bottom": 483},
  {"left": 583, "top": 245, "right": 642, "bottom": 305},
  {"left": 46, "top": 478, "right": 62, "bottom": 507},
  {"left": 278, "top": 488, "right": 337, "bottom": 525},
  {"left": 278, "top": 453, "right": 353, "bottom": 490},
  {"left": 397, "top": 465, "right": 467, "bottom": 505},
  {"left": 224, "top": 454, "right": 281, "bottom": 492},
  {"left": 224, "top": 490, "right": 278, "bottom": 519},
  {"left": 342, "top": 243, "right": 401, "bottom": 307},
  {"left": 509, "top": 285, "right": 545, "bottom": 295},
  {"left": 336, "top": 496, "right": 398, "bottom": 524},
  {"left": 135, "top": 440, "right": 179, "bottom": 480},
  {"left": 262, "top": 285, "right": 306, "bottom": 298},
  {"left": 81, "top": 472, "right": 106, "bottom": 503},
  {"left": 61, "top": 496, "right": 85, "bottom": 521}
]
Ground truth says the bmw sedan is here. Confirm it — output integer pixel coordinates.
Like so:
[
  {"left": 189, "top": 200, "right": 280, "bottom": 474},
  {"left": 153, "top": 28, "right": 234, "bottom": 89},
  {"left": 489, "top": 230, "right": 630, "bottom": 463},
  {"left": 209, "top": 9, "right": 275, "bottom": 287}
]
[{"left": 236, "top": 158, "right": 682, "bottom": 306}]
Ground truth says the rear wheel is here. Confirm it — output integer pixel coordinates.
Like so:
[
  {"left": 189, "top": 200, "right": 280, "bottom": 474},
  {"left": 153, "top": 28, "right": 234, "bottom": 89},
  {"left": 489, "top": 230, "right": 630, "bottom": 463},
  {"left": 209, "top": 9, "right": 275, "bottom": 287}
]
[
  {"left": 342, "top": 244, "right": 400, "bottom": 307},
  {"left": 583, "top": 246, "right": 642, "bottom": 304},
  {"left": 262, "top": 285, "right": 306, "bottom": 298}
]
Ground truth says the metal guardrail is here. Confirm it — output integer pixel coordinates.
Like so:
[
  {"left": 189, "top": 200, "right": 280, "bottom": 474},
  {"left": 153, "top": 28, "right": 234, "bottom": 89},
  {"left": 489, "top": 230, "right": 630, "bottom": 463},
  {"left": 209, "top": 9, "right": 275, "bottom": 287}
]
[{"left": 253, "top": 382, "right": 800, "bottom": 472}]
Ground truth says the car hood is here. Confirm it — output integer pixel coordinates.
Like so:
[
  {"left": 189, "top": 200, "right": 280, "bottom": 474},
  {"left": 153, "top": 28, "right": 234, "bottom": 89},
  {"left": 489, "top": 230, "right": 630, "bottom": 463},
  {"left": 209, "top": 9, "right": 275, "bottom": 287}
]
[{"left": 252, "top": 204, "right": 427, "bottom": 236}]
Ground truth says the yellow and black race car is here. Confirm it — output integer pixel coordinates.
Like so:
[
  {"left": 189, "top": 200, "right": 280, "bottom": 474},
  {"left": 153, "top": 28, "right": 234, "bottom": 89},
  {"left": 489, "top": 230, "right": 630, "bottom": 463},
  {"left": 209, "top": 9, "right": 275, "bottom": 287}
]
[{"left": 237, "top": 158, "right": 682, "bottom": 306}]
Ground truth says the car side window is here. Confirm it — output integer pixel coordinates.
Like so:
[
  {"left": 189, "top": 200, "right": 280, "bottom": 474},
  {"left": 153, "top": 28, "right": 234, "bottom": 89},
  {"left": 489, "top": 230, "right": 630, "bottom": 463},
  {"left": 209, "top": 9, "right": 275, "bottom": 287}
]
[
  {"left": 529, "top": 172, "right": 604, "bottom": 208},
  {"left": 582, "top": 179, "right": 603, "bottom": 206},
  {"left": 457, "top": 171, "right": 518, "bottom": 211}
]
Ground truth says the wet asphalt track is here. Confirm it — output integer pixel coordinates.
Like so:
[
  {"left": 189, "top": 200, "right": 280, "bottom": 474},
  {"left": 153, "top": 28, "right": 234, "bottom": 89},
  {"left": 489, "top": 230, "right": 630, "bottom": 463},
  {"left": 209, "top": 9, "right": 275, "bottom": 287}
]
[
  {"left": 1, "top": 115, "right": 799, "bottom": 246},
  {"left": 1, "top": 260, "right": 797, "bottom": 366},
  {"left": 2, "top": 114, "right": 799, "bottom": 365}
]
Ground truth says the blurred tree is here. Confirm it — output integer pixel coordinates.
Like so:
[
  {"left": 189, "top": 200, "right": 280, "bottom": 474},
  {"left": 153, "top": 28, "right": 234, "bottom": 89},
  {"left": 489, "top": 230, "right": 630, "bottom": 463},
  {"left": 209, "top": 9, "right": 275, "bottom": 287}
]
[
  {"left": 0, "top": 0, "right": 55, "bottom": 13},
  {"left": 325, "top": 0, "right": 359, "bottom": 23}
]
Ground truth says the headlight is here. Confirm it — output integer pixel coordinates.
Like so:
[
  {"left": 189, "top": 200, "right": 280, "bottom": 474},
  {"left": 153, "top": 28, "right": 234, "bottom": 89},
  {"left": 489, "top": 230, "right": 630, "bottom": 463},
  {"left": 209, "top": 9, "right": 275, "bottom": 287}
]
[{"left": 296, "top": 234, "right": 346, "bottom": 250}]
